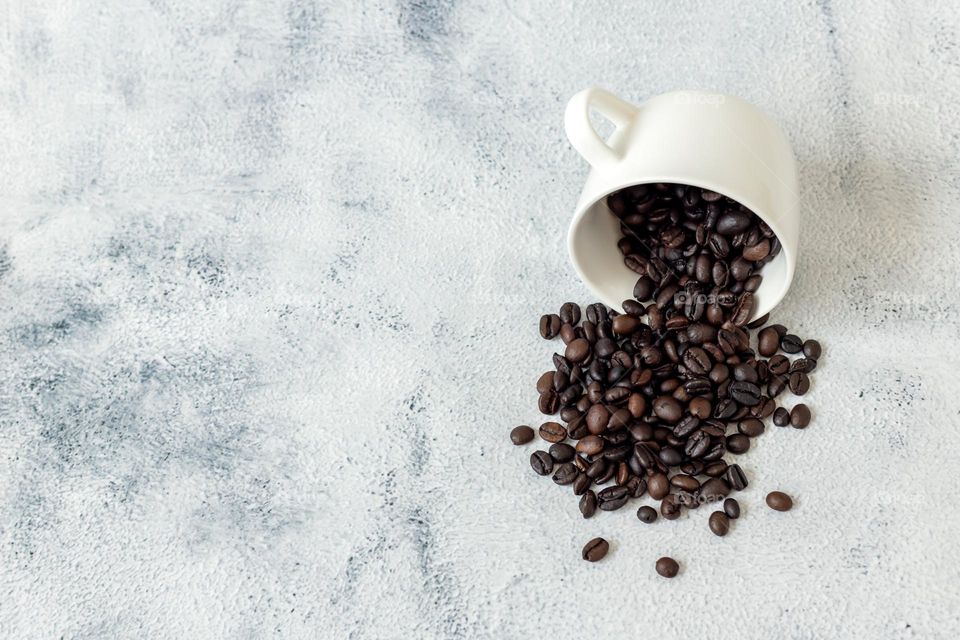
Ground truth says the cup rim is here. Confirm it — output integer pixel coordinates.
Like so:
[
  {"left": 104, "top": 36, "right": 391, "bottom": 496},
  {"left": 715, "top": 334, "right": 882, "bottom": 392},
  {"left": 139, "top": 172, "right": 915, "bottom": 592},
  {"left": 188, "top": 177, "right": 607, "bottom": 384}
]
[{"left": 568, "top": 178, "right": 797, "bottom": 318}]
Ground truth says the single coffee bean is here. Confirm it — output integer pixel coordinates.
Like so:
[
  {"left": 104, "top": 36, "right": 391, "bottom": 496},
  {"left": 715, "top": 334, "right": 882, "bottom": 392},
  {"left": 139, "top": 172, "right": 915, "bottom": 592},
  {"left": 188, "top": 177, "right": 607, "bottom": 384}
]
[
  {"left": 530, "top": 451, "right": 553, "bottom": 476},
  {"left": 598, "top": 485, "right": 630, "bottom": 511},
  {"left": 539, "top": 421, "right": 567, "bottom": 443},
  {"left": 634, "top": 276, "right": 656, "bottom": 301},
  {"left": 565, "top": 338, "right": 591, "bottom": 363},
  {"left": 773, "top": 407, "right": 790, "bottom": 426},
  {"left": 684, "top": 430, "right": 711, "bottom": 458},
  {"left": 705, "top": 461, "right": 728, "bottom": 477},
  {"left": 660, "top": 494, "right": 681, "bottom": 520},
  {"left": 510, "top": 425, "right": 534, "bottom": 445},
  {"left": 572, "top": 471, "right": 592, "bottom": 495},
  {"left": 790, "top": 403, "right": 811, "bottom": 428},
  {"left": 653, "top": 395, "right": 683, "bottom": 423},
  {"left": 548, "top": 442, "right": 575, "bottom": 462},
  {"left": 538, "top": 389, "right": 559, "bottom": 414},
  {"left": 552, "top": 462, "right": 578, "bottom": 485},
  {"left": 659, "top": 446, "right": 683, "bottom": 466},
  {"left": 803, "top": 339, "right": 822, "bottom": 360},
  {"left": 585, "top": 457, "right": 607, "bottom": 480},
  {"left": 725, "top": 463, "right": 748, "bottom": 490},
  {"left": 790, "top": 357, "right": 817, "bottom": 374},
  {"left": 582, "top": 537, "right": 609, "bottom": 562},
  {"left": 670, "top": 474, "right": 700, "bottom": 493},
  {"left": 708, "top": 511, "right": 730, "bottom": 536},
  {"left": 781, "top": 334, "right": 803, "bottom": 353},
  {"left": 612, "top": 314, "right": 641, "bottom": 336},
  {"left": 655, "top": 556, "right": 680, "bottom": 578},
  {"left": 729, "top": 380, "right": 761, "bottom": 406},
  {"left": 723, "top": 497, "right": 740, "bottom": 519},
  {"left": 559, "top": 302, "right": 581, "bottom": 325},
  {"left": 788, "top": 371, "right": 810, "bottom": 395},
  {"left": 637, "top": 505, "right": 658, "bottom": 523},
  {"left": 539, "top": 313, "right": 561, "bottom": 339},
  {"left": 626, "top": 475, "right": 647, "bottom": 498},
  {"left": 536, "top": 371, "right": 554, "bottom": 394},
  {"left": 700, "top": 477, "right": 731, "bottom": 502},
  {"left": 738, "top": 418, "right": 765, "bottom": 437},
  {"left": 648, "top": 472, "right": 670, "bottom": 500},
  {"left": 768, "top": 354, "right": 789, "bottom": 375},
  {"left": 576, "top": 435, "right": 604, "bottom": 456},
  {"left": 726, "top": 434, "right": 750, "bottom": 454},
  {"left": 586, "top": 404, "right": 610, "bottom": 435},
  {"left": 767, "top": 375, "right": 787, "bottom": 398},
  {"left": 766, "top": 491, "right": 793, "bottom": 511},
  {"left": 579, "top": 490, "right": 597, "bottom": 518}
]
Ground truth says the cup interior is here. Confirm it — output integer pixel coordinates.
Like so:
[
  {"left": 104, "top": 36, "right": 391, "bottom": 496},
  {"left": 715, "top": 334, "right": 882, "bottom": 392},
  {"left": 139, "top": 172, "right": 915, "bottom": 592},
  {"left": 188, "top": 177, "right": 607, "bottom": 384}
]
[{"left": 568, "top": 184, "right": 791, "bottom": 318}]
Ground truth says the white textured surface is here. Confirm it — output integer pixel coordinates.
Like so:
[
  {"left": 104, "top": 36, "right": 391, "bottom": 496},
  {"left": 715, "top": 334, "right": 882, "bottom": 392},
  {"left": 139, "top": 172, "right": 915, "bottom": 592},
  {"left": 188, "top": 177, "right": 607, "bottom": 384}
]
[{"left": 2, "top": 1, "right": 960, "bottom": 638}]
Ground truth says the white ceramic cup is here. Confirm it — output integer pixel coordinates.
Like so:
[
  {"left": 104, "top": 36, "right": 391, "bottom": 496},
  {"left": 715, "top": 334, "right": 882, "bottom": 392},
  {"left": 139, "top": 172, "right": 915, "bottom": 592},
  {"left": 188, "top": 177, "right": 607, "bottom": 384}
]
[{"left": 564, "top": 88, "right": 799, "bottom": 320}]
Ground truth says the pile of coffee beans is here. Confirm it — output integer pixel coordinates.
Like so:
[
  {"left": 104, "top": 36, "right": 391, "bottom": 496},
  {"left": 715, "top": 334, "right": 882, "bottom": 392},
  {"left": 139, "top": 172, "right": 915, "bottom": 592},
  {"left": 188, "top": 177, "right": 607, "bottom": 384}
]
[{"left": 514, "top": 183, "right": 822, "bottom": 572}]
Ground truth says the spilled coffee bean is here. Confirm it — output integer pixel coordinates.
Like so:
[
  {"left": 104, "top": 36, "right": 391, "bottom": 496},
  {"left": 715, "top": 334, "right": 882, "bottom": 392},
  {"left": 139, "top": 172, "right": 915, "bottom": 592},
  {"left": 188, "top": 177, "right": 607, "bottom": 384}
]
[{"left": 515, "top": 183, "right": 823, "bottom": 573}]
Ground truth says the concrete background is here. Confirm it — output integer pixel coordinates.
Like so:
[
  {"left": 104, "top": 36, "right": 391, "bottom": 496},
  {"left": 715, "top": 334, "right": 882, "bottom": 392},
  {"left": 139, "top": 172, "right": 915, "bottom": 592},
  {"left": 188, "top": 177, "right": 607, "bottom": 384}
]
[{"left": 1, "top": 0, "right": 959, "bottom": 637}]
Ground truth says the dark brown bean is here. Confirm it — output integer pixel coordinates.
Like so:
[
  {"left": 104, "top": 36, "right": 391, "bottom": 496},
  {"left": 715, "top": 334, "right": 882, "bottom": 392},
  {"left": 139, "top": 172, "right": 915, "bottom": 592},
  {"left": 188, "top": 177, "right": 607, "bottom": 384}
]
[
  {"left": 655, "top": 556, "right": 679, "bottom": 578},
  {"left": 708, "top": 511, "right": 730, "bottom": 536},
  {"left": 582, "top": 537, "right": 609, "bottom": 562},
  {"left": 766, "top": 491, "right": 793, "bottom": 511}
]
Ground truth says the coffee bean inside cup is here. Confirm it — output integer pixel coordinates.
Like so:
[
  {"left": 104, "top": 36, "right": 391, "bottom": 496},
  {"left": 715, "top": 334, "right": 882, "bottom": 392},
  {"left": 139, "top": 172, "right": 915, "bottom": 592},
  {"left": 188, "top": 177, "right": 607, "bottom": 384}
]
[{"left": 517, "top": 183, "right": 823, "bottom": 572}]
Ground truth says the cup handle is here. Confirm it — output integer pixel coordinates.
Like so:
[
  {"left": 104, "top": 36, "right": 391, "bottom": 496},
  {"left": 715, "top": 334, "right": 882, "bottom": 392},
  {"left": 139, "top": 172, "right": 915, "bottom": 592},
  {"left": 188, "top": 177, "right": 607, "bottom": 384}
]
[{"left": 564, "top": 88, "right": 638, "bottom": 167}]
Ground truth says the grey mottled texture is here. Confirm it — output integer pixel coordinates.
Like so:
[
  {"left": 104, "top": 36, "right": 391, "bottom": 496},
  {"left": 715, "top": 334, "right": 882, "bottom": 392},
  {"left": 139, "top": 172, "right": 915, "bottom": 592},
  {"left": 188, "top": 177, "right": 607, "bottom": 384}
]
[{"left": 2, "top": 0, "right": 960, "bottom": 638}]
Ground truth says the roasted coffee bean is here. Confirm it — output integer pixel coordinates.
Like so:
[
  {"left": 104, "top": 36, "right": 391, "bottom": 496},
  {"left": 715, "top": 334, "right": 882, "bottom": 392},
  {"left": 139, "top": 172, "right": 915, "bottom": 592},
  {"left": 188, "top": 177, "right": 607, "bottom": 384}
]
[
  {"left": 539, "top": 421, "right": 567, "bottom": 443},
  {"left": 680, "top": 460, "right": 705, "bottom": 476},
  {"left": 723, "top": 497, "right": 741, "bottom": 519},
  {"left": 530, "top": 451, "right": 553, "bottom": 476},
  {"left": 660, "top": 494, "right": 681, "bottom": 520},
  {"left": 768, "top": 354, "right": 789, "bottom": 375},
  {"left": 672, "top": 415, "right": 701, "bottom": 438},
  {"left": 559, "top": 302, "right": 581, "bottom": 325},
  {"left": 608, "top": 408, "right": 631, "bottom": 430},
  {"left": 549, "top": 442, "right": 575, "bottom": 462},
  {"left": 510, "top": 425, "right": 534, "bottom": 445},
  {"left": 788, "top": 371, "right": 810, "bottom": 395},
  {"left": 626, "top": 475, "right": 647, "bottom": 498},
  {"left": 539, "top": 313, "right": 561, "bottom": 339},
  {"left": 585, "top": 405, "right": 610, "bottom": 435},
  {"left": 790, "top": 358, "right": 817, "bottom": 374},
  {"left": 766, "top": 491, "right": 793, "bottom": 511},
  {"left": 726, "top": 433, "right": 750, "bottom": 454},
  {"left": 582, "top": 537, "right": 609, "bottom": 562},
  {"left": 553, "top": 462, "right": 579, "bottom": 485},
  {"left": 579, "top": 490, "right": 597, "bottom": 518},
  {"left": 705, "top": 461, "right": 728, "bottom": 477},
  {"left": 576, "top": 435, "right": 604, "bottom": 456},
  {"left": 716, "top": 211, "right": 751, "bottom": 235},
  {"left": 612, "top": 314, "right": 641, "bottom": 336},
  {"left": 565, "top": 338, "right": 591, "bottom": 363},
  {"left": 647, "top": 472, "right": 670, "bottom": 500},
  {"left": 728, "top": 380, "right": 761, "bottom": 407},
  {"left": 603, "top": 443, "right": 632, "bottom": 461},
  {"left": 730, "top": 292, "right": 754, "bottom": 326},
  {"left": 767, "top": 375, "right": 787, "bottom": 398},
  {"left": 708, "top": 511, "right": 730, "bottom": 536},
  {"left": 604, "top": 386, "right": 630, "bottom": 404},
  {"left": 757, "top": 326, "right": 780, "bottom": 357},
  {"left": 733, "top": 362, "right": 758, "bottom": 383},
  {"left": 803, "top": 339, "right": 822, "bottom": 360},
  {"left": 536, "top": 371, "right": 554, "bottom": 394},
  {"left": 725, "top": 464, "right": 748, "bottom": 490},
  {"left": 773, "top": 407, "right": 790, "bottom": 426},
  {"left": 627, "top": 393, "right": 647, "bottom": 418},
  {"left": 689, "top": 396, "right": 712, "bottom": 419},
  {"left": 633, "top": 443, "right": 658, "bottom": 471},
  {"left": 684, "top": 430, "right": 711, "bottom": 458},
  {"left": 584, "top": 457, "right": 606, "bottom": 480},
  {"left": 573, "top": 472, "right": 592, "bottom": 495},
  {"left": 738, "top": 418, "right": 765, "bottom": 437},
  {"left": 714, "top": 398, "right": 737, "bottom": 419},
  {"left": 655, "top": 556, "right": 680, "bottom": 578},
  {"left": 790, "top": 403, "right": 811, "bottom": 428},
  {"left": 659, "top": 446, "right": 683, "bottom": 466},
  {"left": 781, "top": 334, "right": 803, "bottom": 353},
  {"left": 653, "top": 395, "right": 683, "bottom": 423},
  {"left": 598, "top": 485, "right": 630, "bottom": 511},
  {"left": 670, "top": 474, "right": 700, "bottom": 493},
  {"left": 682, "top": 347, "right": 712, "bottom": 375},
  {"left": 538, "top": 389, "right": 560, "bottom": 414},
  {"left": 700, "top": 477, "right": 731, "bottom": 502},
  {"left": 636, "top": 505, "right": 658, "bottom": 523},
  {"left": 634, "top": 276, "right": 656, "bottom": 301}
]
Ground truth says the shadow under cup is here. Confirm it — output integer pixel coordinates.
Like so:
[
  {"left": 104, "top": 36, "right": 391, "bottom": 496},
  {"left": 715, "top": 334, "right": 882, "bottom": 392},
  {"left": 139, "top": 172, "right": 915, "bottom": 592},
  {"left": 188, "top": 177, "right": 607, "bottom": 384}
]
[{"left": 567, "top": 183, "right": 793, "bottom": 319}]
